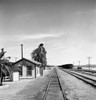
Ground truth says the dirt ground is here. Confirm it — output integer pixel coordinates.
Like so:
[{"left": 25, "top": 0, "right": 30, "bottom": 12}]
[
  {"left": 0, "top": 69, "right": 51, "bottom": 100},
  {"left": 57, "top": 68, "right": 96, "bottom": 100},
  {"left": 2, "top": 67, "right": 96, "bottom": 100}
]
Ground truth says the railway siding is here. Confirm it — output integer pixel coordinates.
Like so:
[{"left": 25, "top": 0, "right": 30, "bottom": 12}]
[
  {"left": 61, "top": 68, "right": 96, "bottom": 87},
  {"left": 57, "top": 67, "right": 96, "bottom": 100},
  {"left": 69, "top": 69, "right": 96, "bottom": 80}
]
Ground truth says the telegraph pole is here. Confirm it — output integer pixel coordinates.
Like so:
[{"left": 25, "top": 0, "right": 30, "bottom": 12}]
[
  {"left": 73, "top": 62, "right": 75, "bottom": 65},
  {"left": 87, "top": 57, "right": 91, "bottom": 70},
  {"left": 78, "top": 61, "right": 80, "bottom": 67}
]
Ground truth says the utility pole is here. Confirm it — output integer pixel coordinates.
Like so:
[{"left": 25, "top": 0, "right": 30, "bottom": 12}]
[
  {"left": 78, "top": 61, "right": 80, "bottom": 67},
  {"left": 72, "top": 62, "right": 75, "bottom": 68},
  {"left": 73, "top": 62, "right": 75, "bottom": 65},
  {"left": 87, "top": 57, "right": 91, "bottom": 70}
]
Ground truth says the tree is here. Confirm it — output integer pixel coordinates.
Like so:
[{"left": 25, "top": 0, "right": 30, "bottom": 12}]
[
  {"left": 0, "top": 48, "right": 12, "bottom": 85},
  {"left": 31, "top": 43, "right": 47, "bottom": 71}
]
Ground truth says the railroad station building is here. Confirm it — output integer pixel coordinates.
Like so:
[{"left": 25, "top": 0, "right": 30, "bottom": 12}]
[{"left": 13, "top": 57, "right": 41, "bottom": 79}]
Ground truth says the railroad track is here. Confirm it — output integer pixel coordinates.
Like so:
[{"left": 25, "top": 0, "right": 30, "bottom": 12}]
[
  {"left": 76, "top": 71, "right": 96, "bottom": 77},
  {"left": 61, "top": 68, "right": 96, "bottom": 87},
  {"left": 71, "top": 69, "right": 96, "bottom": 77},
  {"left": 40, "top": 68, "right": 67, "bottom": 100}
]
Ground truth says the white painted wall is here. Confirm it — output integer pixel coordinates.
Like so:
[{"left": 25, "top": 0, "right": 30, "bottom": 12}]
[
  {"left": 22, "top": 65, "right": 27, "bottom": 77},
  {"left": 13, "top": 72, "right": 20, "bottom": 81}
]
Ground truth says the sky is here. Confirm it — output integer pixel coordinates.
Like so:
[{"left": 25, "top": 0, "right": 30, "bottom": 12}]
[{"left": 0, "top": 0, "right": 96, "bottom": 65}]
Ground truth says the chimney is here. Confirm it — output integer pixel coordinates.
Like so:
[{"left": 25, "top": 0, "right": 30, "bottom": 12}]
[{"left": 21, "top": 44, "right": 23, "bottom": 59}]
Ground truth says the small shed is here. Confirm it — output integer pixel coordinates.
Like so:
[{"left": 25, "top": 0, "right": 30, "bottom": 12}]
[{"left": 13, "top": 58, "right": 41, "bottom": 78}]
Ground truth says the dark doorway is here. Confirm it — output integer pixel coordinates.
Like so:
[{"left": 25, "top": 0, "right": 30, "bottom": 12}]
[
  {"left": 27, "top": 66, "right": 32, "bottom": 76},
  {"left": 19, "top": 66, "right": 22, "bottom": 76}
]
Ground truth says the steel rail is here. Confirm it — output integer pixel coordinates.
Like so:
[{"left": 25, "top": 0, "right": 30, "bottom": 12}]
[
  {"left": 55, "top": 68, "right": 67, "bottom": 100},
  {"left": 41, "top": 74, "right": 52, "bottom": 100},
  {"left": 76, "top": 70, "right": 96, "bottom": 77},
  {"left": 71, "top": 69, "right": 96, "bottom": 77},
  {"left": 62, "top": 68, "right": 96, "bottom": 87},
  {"left": 41, "top": 68, "right": 67, "bottom": 100}
]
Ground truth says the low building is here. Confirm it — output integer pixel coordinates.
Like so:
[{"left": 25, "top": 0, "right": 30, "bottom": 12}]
[{"left": 13, "top": 58, "right": 41, "bottom": 79}]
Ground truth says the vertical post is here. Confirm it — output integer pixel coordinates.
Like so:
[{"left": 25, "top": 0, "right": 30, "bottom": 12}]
[
  {"left": 0, "top": 48, "right": 5, "bottom": 85},
  {"left": 35, "top": 65, "right": 36, "bottom": 78},
  {"left": 21, "top": 44, "right": 23, "bottom": 59},
  {"left": 0, "top": 68, "right": 2, "bottom": 85},
  {"left": 73, "top": 62, "right": 75, "bottom": 65},
  {"left": 78, "top": 61, "right": 80, "bottom": 67},
  {"left": 87, "top": 57, "right": 91, "bottom": 70}
]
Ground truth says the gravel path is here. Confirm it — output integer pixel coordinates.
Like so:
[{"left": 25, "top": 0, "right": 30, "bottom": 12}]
[
  {"left": 57, "top": 68, "right": 96, "bottom": 100},
  {"left": 0, "top": 69, "right": 51, "bottom": 100},
  {"left": 2, "top": 67, "right": 96, "bottom": 100},
  {"left": 0, "top": 79, "right": 32, "bottom": 100}
]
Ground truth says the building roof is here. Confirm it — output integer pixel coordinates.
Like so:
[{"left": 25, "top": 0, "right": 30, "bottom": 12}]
[
  {"left": 13, "top": 58, "right": 41, "bottom": 72},
  {"left": 13, "top": 57, "right": 41, "bottom": 65}
]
